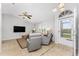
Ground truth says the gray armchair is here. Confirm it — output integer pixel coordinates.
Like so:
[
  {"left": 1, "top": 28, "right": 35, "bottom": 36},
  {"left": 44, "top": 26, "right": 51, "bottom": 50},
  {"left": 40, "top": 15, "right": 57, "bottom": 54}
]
[
  {"left": 27, "top": 33, "right": 42, "bottom": 52},
  {"left": 41, "top": 33, "right": 52, "bottom": 45}
]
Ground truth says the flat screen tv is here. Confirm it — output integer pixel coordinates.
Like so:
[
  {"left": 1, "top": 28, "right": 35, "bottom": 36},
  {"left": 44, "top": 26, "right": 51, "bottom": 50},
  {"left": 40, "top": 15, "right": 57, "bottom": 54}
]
[{"left": 14, "top": 26, "right": 25, "bottom": 32}]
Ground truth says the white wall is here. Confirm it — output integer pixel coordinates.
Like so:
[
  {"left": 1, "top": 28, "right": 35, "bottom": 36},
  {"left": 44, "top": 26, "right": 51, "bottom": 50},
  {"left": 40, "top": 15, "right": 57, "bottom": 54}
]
[
  {"left": 0, "top": 3, "right": 1, "bottom": 52},
  {"left": 77, "top": 4, "right": 79, "bottom": 55},
  {"left": 36, "top": 19, "right": 54, "bottom": 30},
  {"left": 2, "top": 14, "right": 34, "bottom": 40},
  {"left": 36, "top": 19, "right": 55, "bottom": 42}
]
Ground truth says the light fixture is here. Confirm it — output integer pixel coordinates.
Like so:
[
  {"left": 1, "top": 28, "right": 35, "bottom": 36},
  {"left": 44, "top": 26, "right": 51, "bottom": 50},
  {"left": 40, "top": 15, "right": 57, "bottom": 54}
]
[
  {"left": 58, "top": 3, "right": 64, "bottom": 9},
  {"left": 52, "top": 3, "right": 65, "bottom": 12},
  {"left": 19, "top": 11, "right": 32, "bottom": 20},
  {"left": 59, "top": 7, "right": 65, "bottom": 12}
]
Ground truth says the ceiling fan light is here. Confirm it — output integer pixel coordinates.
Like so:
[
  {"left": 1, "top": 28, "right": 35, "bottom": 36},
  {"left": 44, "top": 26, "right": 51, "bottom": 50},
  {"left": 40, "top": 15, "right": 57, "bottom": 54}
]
[
  {"left": 58, "top": 3, "right": 64, "bottom": 9},
  {"left": 28, "top": 15, "right": 32, "bottom": 17},
  {"left": 19, "top": 11, "right": 32, "bottom": 20},
  {"left": 59, "top": 8, "right": 65, "bottom": 12}
]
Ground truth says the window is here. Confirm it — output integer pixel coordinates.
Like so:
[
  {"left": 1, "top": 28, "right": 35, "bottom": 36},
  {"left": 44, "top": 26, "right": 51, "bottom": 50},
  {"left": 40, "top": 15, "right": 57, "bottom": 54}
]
[
  {"left": 59, "top": 10, "right": 73, "bottom": 40},
  {"left": 61, "top": 19, "right": 72, "bottom": 40},
  {"left": 59, "top": 10, "right": 73, "bottom": 18}
]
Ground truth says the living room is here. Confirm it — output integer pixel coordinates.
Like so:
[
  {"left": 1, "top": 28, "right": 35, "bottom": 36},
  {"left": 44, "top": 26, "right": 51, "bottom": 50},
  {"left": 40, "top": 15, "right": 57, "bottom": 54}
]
[{"left": 0, "top": 3, "right": 79, "bottom": 56}]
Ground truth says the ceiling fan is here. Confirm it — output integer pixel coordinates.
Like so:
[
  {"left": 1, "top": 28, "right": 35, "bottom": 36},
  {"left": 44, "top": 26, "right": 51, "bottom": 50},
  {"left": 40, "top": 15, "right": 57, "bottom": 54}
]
[
  {"left": 19, "top": 11, "right": 32, "bottom": 19},
  {"left": 52, "top": 3, "right": 65, "bottom": 12}
]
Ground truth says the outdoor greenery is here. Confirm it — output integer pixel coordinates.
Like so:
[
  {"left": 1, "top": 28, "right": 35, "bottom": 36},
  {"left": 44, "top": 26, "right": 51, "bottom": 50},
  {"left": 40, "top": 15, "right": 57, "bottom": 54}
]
[{"left": 61, "top": 29, "right": 71, "bottom": 38}]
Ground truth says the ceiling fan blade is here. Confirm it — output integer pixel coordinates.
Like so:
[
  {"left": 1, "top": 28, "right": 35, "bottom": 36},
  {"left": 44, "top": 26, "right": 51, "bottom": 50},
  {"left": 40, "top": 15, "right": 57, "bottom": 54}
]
[
  {"left": 24, "top": 14, "right": 28, "bottom": 16},
  {"left": 27, "top": 16, "right": 31, "bottom": 19},
  {"left": 19, "top": 15, "right": 24, "bottom": 16},
  {"left": 28, "top": 15, "right": 32, "bottom": 17},
  {"left": 19, "top": 11, "right": 32, "bottom": 19}
]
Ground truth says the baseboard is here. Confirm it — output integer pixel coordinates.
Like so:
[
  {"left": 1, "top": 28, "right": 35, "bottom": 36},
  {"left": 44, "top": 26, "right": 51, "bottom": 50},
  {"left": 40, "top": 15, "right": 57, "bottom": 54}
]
[{"left": 55, "top": 41, "right": 74, "bottom": 48}]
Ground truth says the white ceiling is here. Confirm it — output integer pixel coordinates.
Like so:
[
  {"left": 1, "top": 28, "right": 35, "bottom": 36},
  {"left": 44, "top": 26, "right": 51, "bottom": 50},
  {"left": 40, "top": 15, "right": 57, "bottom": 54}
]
[
  {"left": 2, "top": 3, "right": 78, "bottom": 23},
  {"left": 2, "top": 3, "right": 57, "bottom": 23}
]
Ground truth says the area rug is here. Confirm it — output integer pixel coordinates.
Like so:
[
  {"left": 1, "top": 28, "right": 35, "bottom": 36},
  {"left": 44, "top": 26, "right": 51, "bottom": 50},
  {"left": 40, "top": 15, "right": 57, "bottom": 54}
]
[{"left": 16, "top": 38, "right": 27, "bottom": 49}]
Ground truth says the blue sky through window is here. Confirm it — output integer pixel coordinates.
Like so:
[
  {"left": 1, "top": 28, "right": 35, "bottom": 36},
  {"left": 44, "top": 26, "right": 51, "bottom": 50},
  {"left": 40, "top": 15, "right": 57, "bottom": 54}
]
[{"left": 62, "top": 19, "right": 72, "bottom": 29}]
